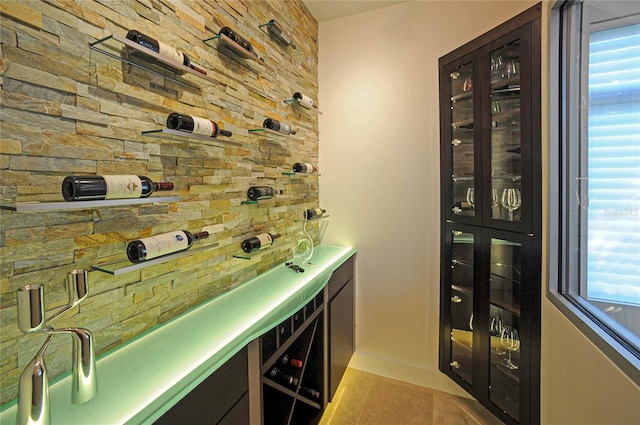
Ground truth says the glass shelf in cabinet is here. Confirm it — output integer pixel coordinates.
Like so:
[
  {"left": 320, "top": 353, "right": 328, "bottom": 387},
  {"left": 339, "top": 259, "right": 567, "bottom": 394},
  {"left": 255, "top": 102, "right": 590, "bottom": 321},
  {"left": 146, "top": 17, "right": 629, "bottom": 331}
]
[
  {"left": 490, "top": 299, "right": 521, "bottom": 316},
  {"left": 452, "top": 175, "right": 474, "bottom": 182},
  {"left": 451, "top": 329, "right": 473, "bottom": 351},
  {"left": 451, "top": 138, "right": 473, "bottom": 147},
  {"left": 450, "top": 91, "right": 473, "bottom": 102},
  {"left": 491, "top": 77, "right": 520, "bottom": 91},
  {"left": 249, "top": 128, "right": 301, "bottom": 140},
  {"left": 0, "top": 196, "right": 181, "bottom": 213},
  {"left": 451, "top": 119, "right": 474, "bottom": 130},
  {"left": 451, "top": 259, "right": 472, "bottom": 269},
  {"left": 89, "top": 33, "right": 222, "bottom": 86},
  {"left": 141, "top": 128, "right": 242, "bottom": 147},
  {"left": 91, "top": 244, "right": 217, "bottom": 276},
  {"left": 204, "top": 34, "right": 274, "bottom": 71},
  {"left": 284, "top": 99, "right": 323, "bottom": 115},
  {"left": 452, "top": 231, "right": 474, "bottom": 244},
  {"left": 490, "top": 271, "right": 521, "bottom": 286},
  {"left": 489, "top": 342, "right": 520, "bottom": 383},
  {"left": 491, "top": 174, "right": 521, "bottom": 182},
  {"left": 452, "top": 284, "right": 473, "bottom": 297}
]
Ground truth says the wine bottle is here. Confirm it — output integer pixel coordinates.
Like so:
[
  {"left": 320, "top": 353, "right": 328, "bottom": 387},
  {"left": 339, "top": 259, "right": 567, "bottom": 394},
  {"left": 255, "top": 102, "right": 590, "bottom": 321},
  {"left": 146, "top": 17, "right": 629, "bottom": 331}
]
[
  {"left": 126, "top": 30, "right": 190, "bottom": 68},
  {"left": 127, "top": 230, "right": 209, "bottom": 263},
  {"left": 268, "top": 367, "right": 298, "bottom": 386},
  {"left": 292, "top": 92, "right": 315, "bottom": 109},
  {"left": 301, "top": 387, "right": 320, "bottom": 399},
  {"left": 266, "top": 20, "right": 297, "bottom": 49},
  {"left": 62, "top": 175, "right": 174, "bottom": 201},
  {"left": 241, "top": 232, "right": 281, "bottom": 253},
  {"left": 280, "top": 354, "right": 303, "bottom": 368},
  {"left": 246, "top": 186, "right": 284, "bottom": 201},
  {"left": 166, "top": 113, "right": 232, "bottom": 138},
  {"left": 292, "top": 163, "right": 317, "bottom": 174},
  {"left": 506, "top": 146, "right": 521, "bottom": 154},
  {"left": 263, "top": 118, "right": 296, "bottom": 135},
  {"left": 304, "top": 208, "right": 326, "bottom": 220},
  {"left": 219, "top": 26, "right": 263, "bottom": 60}
]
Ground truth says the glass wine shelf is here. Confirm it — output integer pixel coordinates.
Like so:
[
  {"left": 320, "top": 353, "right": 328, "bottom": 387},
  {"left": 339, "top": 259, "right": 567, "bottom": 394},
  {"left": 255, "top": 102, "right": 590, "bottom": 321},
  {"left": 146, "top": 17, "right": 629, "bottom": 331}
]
[
  {"left": 282, "top": 171, "right": 320, "bottom": 177},
  {"left": 241, "top": 196, "right": 292, "bottom": 205},
  {"left": 89, "top": 33, "right": 222, "bottom": 87},
  {"left": 451, "top": 92, "right": 473, "bottom": 102},
  {"left": 204, "top": 34, "right": 274, "bottom": 70},
  {"left": 249, "top": 128, "right": 300, "bottom": 140},
  {"left": 284, "top": 99, "right": 323, "bottom": 115},
  {"left": 233, "top": 244, "right": 282, "bottom": 260},
  {"left": 141, "top": 128, "right": 242, "bottom": 147},
  {"left": 490, "top": 299, "right": 521, "bottom": 316},
  {"left": 1, "top": 196, "right": 180, "bottom": 213},
  {"left": 492, "top": 174, "right": 521, "bottom": 182},
  {"left": 491, "top": 77, "right": 520, "bottom": 91},
  {"left": 91, "top": 243, "right": 217, "bottom": 276},
  {"left": 295, "top": 214, "right": 330, "bottom": 223}
]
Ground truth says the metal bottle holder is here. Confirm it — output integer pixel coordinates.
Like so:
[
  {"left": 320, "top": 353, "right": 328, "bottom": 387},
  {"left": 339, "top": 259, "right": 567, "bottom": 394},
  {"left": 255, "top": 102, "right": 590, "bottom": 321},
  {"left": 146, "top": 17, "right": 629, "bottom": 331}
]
[{"left": 16, "top": 269, "right": 97, "bottom": 425}]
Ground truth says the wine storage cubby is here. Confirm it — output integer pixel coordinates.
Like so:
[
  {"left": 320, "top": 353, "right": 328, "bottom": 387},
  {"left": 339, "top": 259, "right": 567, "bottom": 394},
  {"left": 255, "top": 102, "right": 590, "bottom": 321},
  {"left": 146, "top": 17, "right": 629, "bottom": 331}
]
[
  {"left": 260, "top": 291, "right": 325, "bottom": 425},
  {"left": 439, "top": 5, "right": 541, "bottom": 425}
]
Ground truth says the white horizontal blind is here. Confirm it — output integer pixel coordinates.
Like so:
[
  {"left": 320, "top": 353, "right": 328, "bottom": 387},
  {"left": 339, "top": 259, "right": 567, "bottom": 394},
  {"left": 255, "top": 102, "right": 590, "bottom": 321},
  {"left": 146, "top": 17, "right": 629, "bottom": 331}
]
[{"left": 587, "top": 23, "right": 640, "bottom": 306}]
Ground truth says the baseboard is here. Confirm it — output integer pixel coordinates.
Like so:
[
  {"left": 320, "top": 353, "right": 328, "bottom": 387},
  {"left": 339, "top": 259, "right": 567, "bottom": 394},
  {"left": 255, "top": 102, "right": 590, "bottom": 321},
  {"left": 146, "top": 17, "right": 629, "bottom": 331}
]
[{"left": 347, "top": 350, "right": 473, "bottom": 399}]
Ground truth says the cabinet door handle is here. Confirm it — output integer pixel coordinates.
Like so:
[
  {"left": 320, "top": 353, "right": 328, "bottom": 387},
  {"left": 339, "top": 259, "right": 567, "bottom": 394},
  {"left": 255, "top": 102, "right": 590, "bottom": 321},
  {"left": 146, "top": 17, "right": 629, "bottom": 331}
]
[
  {"left": 450, "top": 360, "right": 461, "bottom": 369},
  {"left": 451, "top": 295, "right": 462, "bottom": 303}
]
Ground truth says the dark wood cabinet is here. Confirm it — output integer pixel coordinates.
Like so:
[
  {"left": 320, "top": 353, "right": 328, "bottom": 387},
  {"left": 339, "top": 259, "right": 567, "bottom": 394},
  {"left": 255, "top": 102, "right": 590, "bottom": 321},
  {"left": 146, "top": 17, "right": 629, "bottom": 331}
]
[
  {"left": 438, "top": 4, "right": 541, "bottom": 425},
  {"left": 154, "top": 346, "right": 249, "bottom": 425},
  {"left": 328, "top": 257, "right": 355, "bottom": 400}
]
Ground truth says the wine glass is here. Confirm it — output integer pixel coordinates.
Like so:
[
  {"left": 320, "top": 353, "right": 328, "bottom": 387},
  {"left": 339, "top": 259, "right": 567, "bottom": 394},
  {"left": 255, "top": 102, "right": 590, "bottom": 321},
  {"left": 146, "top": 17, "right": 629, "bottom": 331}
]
[
  {"left": 502, "top": 60, "right": 520, "bottom": 79},
  {"left": 490, "top": 317, "right": 506, "bottom": 354},
  {"left": 466, "top": 187, "right": 475, "bottom": 210},
  {"left": 500, "top": 326, "right": 520, "bottom": 370},
  {"left": 491, "top": 99, "right": 501, "bottom": 114},
  {"left": 490, "top": 55, "right": 504, "bottom": 81},
  {"left": 501, "top": 188, "right": 522, "bottom": 221},
  {"left": 463, "top": 77, "right": 473, "bottom": 92}
]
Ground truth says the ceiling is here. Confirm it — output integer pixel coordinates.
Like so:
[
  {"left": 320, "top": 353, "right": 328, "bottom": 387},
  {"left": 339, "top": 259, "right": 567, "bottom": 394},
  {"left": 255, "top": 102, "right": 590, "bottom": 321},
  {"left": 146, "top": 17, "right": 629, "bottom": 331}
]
[{"left": 302, "top": 0, "right": 409, "bottom": 23}]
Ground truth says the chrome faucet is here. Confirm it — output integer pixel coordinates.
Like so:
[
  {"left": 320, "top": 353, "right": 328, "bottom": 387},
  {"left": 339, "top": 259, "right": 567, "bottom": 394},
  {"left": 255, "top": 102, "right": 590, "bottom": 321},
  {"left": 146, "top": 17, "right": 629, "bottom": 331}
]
[{"left": 16, "top": 270, "right": 97, "bottom": 425}]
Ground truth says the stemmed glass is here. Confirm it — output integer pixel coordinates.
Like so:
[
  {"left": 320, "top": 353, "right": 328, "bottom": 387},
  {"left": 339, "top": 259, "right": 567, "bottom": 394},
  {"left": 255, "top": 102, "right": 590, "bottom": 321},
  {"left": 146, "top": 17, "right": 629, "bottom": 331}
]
[
  {"left": 466, "top": 187, "right": 475, "bottom": 210},
  {"left": 463, "top": 77, "right": 473, "bottom": 92},
  {"left": 500, "top": 326, "right": 520, "bottom": 370},
  {"left": 501, "top": 188, "right": 522, "bottom": 221},
  {"left": 490, "top": 317, "right": 506, "bottom": 354},
  {"left": 502, "top": 60, "right": 520, "bottom": 79}
]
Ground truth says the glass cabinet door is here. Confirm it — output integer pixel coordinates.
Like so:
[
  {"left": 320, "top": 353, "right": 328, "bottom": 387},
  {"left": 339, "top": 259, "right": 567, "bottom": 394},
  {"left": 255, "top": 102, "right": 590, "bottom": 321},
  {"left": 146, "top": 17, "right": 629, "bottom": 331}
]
[
  {"left": 489, "top": 41, "right": 523, "bottom": 224},
  {"left": 488, "top": 235, "right": 522, "bottom": 422},
  {"left": 449, "top": 62, "right": 477, "bottom": 219},
  {"left": 448, "top": 228, "right": 476, "bottom": 384}
]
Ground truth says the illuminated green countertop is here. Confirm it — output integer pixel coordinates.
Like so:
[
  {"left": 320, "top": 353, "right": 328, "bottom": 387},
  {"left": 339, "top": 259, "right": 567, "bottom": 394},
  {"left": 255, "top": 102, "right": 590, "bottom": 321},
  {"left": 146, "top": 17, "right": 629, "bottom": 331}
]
[{"left": 1, "top": 245, "right": 357, "bottom": 425}]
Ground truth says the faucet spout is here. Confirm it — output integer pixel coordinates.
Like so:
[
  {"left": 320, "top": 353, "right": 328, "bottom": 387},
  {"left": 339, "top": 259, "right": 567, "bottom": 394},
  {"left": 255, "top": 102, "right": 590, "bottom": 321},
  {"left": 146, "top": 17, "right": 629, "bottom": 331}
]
[
  {"left": 45, "top": 327, "right": 98, "bottom": 404},
  {"left": 17, "top": 334, "right": 53, "bottom": 425}
]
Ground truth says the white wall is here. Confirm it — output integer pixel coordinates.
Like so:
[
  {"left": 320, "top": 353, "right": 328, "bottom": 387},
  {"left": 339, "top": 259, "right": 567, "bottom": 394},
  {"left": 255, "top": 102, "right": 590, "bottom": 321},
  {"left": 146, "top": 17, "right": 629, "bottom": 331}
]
[
  {"left": 318, "top": 0, "right": 536, "bottom": 395},
  {"left": 319, "top": 1, "right": 640, "bottom": 422}
]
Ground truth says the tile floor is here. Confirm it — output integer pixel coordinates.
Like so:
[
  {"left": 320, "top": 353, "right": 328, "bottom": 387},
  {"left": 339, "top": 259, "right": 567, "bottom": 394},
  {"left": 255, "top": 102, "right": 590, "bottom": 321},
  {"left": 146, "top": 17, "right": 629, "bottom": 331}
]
[{"left": 319, "top": 369, "right": 503, "bottom": 425}]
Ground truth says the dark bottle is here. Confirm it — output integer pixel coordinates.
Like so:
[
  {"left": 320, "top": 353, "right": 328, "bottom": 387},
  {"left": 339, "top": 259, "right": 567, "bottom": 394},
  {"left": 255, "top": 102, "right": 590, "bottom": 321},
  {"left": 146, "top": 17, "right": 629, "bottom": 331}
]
[
  {"left": 292, "top": 92, "right": 315, "bottom": 109},
  {"left": 280, "top": 354, "right": 303, "bottom": 368},
  {"left": 263, "top": 118, "right": 296, "bottom": 135},
  {"left": 304, "top": 208, "right": 326, "bottom": 220},
  {"left": 241, "top": 232, "right": 281, "bottom": 253},
  {"left": 62, "top": 175, "right": 174, "bottom": 201},
  {"left": 125, "top": 30, "right": 190, "bottom": 68},
  {"left": 506, "top": 146, "right": 522, "bottom": 154},
  {"left": 166, "top": 113, "right": 232, "bottom": 138},
  {"left": 266, "top": 20, "right": 296, "bottom": 49},
  {"left": 247, "top": 186, "right": 284, "bottom": 201},
  {"left": 268, "top": 367, "right": 298, "bottom": 386},
  {"left": 127, "top": 230, "right": 209, "bottom": 263},
  {"left": 301, "top": 386, "right": 320, "bottom": 399},
  {"left": 293, "top": 163, "right": 317, "bottom": 174}
]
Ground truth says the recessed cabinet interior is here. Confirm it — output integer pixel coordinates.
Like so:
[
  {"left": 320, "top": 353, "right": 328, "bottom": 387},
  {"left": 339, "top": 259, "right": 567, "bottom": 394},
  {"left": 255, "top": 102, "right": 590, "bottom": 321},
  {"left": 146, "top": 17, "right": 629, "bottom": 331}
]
[{"left": 439, "top": 4, "right": 541, "bottom": 425}]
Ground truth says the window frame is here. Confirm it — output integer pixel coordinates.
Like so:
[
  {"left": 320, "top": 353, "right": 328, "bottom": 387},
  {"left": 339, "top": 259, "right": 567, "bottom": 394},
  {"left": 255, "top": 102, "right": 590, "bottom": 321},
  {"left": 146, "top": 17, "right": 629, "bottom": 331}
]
[{"left": 548, "top": 0, "right": 640, "bottom": 386}]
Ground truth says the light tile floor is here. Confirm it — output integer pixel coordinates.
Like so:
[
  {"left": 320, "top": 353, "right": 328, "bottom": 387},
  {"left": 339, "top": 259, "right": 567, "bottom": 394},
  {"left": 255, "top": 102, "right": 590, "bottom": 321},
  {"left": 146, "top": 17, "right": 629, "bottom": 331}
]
[{"left": 319, "top": 369, "right": 503, "bottom": 425}]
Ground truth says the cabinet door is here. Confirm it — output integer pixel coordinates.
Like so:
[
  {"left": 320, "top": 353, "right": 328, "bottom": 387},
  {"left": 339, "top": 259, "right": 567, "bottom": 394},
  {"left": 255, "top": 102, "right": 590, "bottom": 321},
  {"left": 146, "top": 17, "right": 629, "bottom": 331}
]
[
  {"left": 329, "top": 277, "right": 354, "bottom": 400},
  {"left": 440, "top": 52, "right": 483, "bottom": 226},
  {"left": 482, "top": 228, "right": 539, "bottom": 424},
  {"left": 440, "top": 223, "right": 482, "bottom": 389},
  {"left": 481, "top": 24, "right": 536, "bottom": 234}
]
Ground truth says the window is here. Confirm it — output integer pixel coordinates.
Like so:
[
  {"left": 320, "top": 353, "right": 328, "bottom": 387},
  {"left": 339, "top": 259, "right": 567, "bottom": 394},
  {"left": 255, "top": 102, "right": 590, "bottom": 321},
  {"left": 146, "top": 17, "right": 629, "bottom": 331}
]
[{"left": 549, "top": 0, "right": 640, "bottom": 383}]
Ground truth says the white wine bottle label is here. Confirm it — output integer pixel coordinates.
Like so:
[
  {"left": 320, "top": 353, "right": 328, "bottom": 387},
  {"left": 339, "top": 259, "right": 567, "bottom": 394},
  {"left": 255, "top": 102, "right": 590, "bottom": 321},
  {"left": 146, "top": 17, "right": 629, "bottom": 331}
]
[
  {"left": 256, "top": 233, "right": 273, "bottom": 249},
  {"left": 297, "top": 93, "right": 314, "bottom": 108},
  {"left": 104, "top": 175, "right": 143, "bottom": 199},
  {"left": 303, "top": 163, "right": 315, "bottom": 173},
  {"left": 312, "top": 208, "right": 323, "bottom": 216},
  {"left": 157, "top": 40, "right": 185, "bottom": 64},
  {"left": 280, "top": 122, "right": 292, "bottom": 134},
  {"left": 139, "top": 231, "right": 189, "bottom": 260},
  {"left": 191, "top": 116, "right": 214, "bottom": 136}
]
